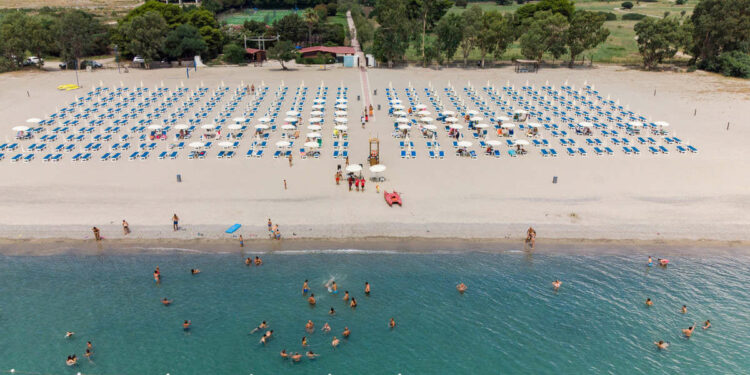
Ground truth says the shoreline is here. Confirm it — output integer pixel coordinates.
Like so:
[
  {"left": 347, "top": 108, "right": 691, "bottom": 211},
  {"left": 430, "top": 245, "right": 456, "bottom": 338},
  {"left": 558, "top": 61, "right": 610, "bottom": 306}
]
[{"left": 2, "top": 234, "right": 749, "bottom": 256}]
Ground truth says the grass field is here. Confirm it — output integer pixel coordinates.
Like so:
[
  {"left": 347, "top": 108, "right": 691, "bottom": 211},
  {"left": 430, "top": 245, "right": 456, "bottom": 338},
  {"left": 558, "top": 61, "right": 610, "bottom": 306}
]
[{"left": 222, "top": 9, "right": 297, "bottom": 25}]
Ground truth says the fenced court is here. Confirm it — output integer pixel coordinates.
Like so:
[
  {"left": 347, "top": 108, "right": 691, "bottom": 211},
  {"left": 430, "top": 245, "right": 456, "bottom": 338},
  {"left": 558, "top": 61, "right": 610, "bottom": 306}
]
[{"left": 222, "top": 9, "right": 298, "bottom": 25}]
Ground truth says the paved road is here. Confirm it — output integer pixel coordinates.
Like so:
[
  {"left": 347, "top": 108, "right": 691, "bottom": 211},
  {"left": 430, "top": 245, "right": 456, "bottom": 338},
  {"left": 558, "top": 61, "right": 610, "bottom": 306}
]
[{"left": 347, "top": 10, "right": 373, "bottom": 120}]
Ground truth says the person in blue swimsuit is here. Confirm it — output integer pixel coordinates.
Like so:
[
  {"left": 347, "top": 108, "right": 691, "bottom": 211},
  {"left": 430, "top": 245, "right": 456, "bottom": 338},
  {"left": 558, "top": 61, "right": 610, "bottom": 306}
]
[
  {"left": 648, "top": 256, "right": 653, "bottom": 267},
  {"left": 302, "top": 280, "right": 310, "bottom": 295}
]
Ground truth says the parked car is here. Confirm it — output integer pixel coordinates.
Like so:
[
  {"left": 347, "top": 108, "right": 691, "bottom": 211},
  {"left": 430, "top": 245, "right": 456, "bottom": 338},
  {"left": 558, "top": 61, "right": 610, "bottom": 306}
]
[
  {"left": 23, "top": 56, "right": 43, "bottom": 66},
  {"left": 80, "top": 60, "right": 103, "bottom": 69},
  {"left": 59, "top": 60, "right": 76, "bottom": 69},
  {"left": 133, "top": 56, "right": 145, "bottom": 64}
]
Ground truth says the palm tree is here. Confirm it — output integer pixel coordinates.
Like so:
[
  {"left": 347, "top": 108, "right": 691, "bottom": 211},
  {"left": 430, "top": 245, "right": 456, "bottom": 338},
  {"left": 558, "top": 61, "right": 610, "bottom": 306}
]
[{"left": 303, "top": 8, "right": 319, "bottom": 46}]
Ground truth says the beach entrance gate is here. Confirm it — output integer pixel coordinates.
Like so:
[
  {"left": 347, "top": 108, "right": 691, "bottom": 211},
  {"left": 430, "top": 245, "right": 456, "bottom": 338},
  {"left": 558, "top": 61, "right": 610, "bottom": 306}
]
[{"left": 368, "top": 138, "right": 380, "bottom": 165}]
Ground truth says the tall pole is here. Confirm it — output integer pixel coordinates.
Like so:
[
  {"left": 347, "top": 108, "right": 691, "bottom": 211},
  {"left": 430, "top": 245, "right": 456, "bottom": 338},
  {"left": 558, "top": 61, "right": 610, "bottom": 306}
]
[{"left": 75, "top": 57, "right": 80, "bottom": 87}]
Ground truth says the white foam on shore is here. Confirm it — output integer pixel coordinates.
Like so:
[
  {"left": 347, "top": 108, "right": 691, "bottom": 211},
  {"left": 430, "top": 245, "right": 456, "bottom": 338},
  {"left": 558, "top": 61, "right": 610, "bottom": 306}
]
[{"left": 121, "top": 246, "right": 232, "bottom": 255}]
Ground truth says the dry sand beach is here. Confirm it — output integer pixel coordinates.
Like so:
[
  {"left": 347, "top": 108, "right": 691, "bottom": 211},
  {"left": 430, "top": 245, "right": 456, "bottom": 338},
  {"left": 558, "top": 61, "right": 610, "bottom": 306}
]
[{"left": 0, "top": 63, "right": 749, "bottom": 247}]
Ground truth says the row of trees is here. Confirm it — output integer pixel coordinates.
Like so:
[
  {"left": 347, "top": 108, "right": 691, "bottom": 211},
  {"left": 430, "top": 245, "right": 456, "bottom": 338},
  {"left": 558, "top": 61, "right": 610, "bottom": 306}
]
[{"left": 369, "top": 0, "right": 609, "bottom": 68}]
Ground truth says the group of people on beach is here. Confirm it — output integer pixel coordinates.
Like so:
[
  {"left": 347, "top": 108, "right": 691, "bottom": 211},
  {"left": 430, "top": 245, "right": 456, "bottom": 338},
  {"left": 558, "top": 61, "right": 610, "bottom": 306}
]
[{"left": 268, "top": 218, "right": 281, "bottom": 240}]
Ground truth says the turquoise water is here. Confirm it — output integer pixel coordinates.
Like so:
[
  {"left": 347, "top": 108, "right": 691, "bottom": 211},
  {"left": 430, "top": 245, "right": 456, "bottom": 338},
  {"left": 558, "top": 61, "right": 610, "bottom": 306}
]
[{"left": 0, "top": 250, "right": 748, "bottom": 374}]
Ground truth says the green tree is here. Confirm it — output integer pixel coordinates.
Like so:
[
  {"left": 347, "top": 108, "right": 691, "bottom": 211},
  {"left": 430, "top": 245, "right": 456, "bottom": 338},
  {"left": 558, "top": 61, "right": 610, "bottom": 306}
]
[
  {"left": 274, "top": 13, "right": 307, "bottom": 43},
  {"left": 455, "top": 0, "right": 468, "bottom": 7},
  {"left": 184, "top": 8, "right": 220, "bottom": 30},
  {"left": 164, "top": 24, "right": 207, "bottom": 61},
  {"left": 0, "top": 12, "right": 31, "bottom": 67},
  {"left": 407, "top": 0, "right": 454, "bottom": 66},
  {"left": 56, "top": 10, "right": 107, "bottom": 66},
  {"left": 199, "top": 25, "right": 225, "bottom": 60},
  {"left": 121, "top": 0, "right": 184, "bottom": 28},
  {"left": 690, "top": 0, "right": 750, "bottom": 69},
  {"left": 303, "top": 8, "right": 320, "bottom": 45},
  {"left": 459, "top": 5, "right": 483, "bottom": 66},
  {"left": 268, "top": 40, "right": 297, "bottom": 70},
  {"left": 223, "top": 43, "right": 247, "bottom": 64},
  {"left": 435, "top": 13, "right": 463, "bottom": 63},
  {"left": 476, "top": 11, "right": 514, "bottom": 67},
  {"left": 565, "top": 10, "right": 610, "bottom": 67},
  {"left": 517, "top": 0, "right": 575, "bottom": 22},
  {"left": 27, "top": 16, "right": 55, "bottom": 66},
  {"left": 372, "top": 0, "right": 411, "bottom": 67},
  {"left": 519, "top": 11, "right": 569, "bottom": 62},
  {"left": 621, "top": 2, "right": 634, "bottom": 10},
  {"left": 124, "top": 12, "right": 168, "bottom": 65},
  {"left": 634, "top": 17, "right": 685, "bottom": 69}
]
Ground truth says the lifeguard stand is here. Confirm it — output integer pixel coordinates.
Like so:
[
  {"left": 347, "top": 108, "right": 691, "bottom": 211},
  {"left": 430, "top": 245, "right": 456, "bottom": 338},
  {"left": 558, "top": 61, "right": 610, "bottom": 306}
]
[{"left": 368, "top": 137, "right": 380, "bottom": 165}]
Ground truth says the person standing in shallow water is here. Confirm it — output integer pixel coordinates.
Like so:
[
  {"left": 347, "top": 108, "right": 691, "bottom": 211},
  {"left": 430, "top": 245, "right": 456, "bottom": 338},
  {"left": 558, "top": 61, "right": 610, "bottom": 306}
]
[
  {"left": 172, "top": 214, "right": 179, "bottom": 231},
  {"left": 92, "top": 227, "right": 101, "bottom": 241},
  {"left": 122, "top": 220, "right": 130, "bottom": 235}
]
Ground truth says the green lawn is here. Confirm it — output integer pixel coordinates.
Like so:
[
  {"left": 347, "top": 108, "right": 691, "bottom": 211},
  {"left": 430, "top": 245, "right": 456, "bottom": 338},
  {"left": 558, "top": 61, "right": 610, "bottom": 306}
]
[{"left": 222, "top": 9, "right": 297, "bottom": 25}]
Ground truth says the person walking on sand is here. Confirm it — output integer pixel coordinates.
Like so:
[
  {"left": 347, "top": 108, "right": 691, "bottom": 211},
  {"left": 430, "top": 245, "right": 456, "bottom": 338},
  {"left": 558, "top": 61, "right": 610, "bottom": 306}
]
[
  {"left": 288, "top": 153, "right": 293, "bottom": 167},
  {"left": 526, "top": 227, "right": 536, "bottom": 248},
  {"left": 239, "top": 235, "right": 244, "bottom": 248},
  {"left": 92, "top": 227, "right": 101, "bottom": 241},
  {"left": 172, "top": 214, "right": 179, "bottom": 231},
  {"left": 284, "top": 179, "right": 287, "bottom": 190},
  {"left": 122, "top": 220, "right": 130, "bottom": 235}
]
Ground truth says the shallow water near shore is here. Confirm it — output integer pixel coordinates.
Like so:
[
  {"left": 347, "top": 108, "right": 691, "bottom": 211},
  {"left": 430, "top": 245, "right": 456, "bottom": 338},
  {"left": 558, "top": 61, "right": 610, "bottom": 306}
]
[{"left": 0, "top": 249, "right": 748, "bottom": 374}]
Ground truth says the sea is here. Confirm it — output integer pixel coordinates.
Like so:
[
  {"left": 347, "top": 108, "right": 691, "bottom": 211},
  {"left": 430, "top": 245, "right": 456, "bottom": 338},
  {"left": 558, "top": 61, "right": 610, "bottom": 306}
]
[{"left": 0, "top": 248, "right": 748, "bottom": 375}]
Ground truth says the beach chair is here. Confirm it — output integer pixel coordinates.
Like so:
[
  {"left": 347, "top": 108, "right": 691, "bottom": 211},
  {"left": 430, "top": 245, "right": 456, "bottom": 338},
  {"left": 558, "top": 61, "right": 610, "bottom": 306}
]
[
  {"left": 659, "top": 145, "right": 669, "bottom": 154},
  {"left": 401, "top": 150, "right": 407, "bottom": 158},
  {"left": 246, "top": 148, "right": 254, "bottom": 158},
  {"left": 505, "top": 139, "right": 514, "bottom": 147},
  {"left": 508, "top": 149, "right": 517, "bottom": 157},
  {"left": 578, "top": 147, "right": 587, "bottom": 156},
  {"left": 549, "top": 148, "right": 558, "bottom": 157},
  {"left": 158, "top": 151, "right": 168, "bottom": 159},
  {"left": 541, "top": 149, "right": 549, "bottom": 157},
  {"left": 273, "top": 150, "right": 281, "bottom": 158},
  {"left": 637, "top": 137, "right": 647, "bottom": 144},
  {"left": 622, "top": 146, "right": 632, "bottom": 155},
  {"left": 631, "top": 146, "right": 641, "bottom": 155},
  {"left": 673, "top": 137, "right": 682, "bottom": 144},
  {"left": 593, "top": 147, "right": 603, "bottom": 155},
  {"left": 687, "top": 145, "right": 698, "bottom": 153},
  {"left": 121, "top": 142, "right": 131, "bottom": 150},
  {"left": 255, "top": 150, "right": 264, "bottom": 158},
  {"left": 11, "top": 153, "right": 23, "bottom": 162},
  {"left": 22, "top": 153, "right": 34, "bottom": 162},
  {"left": 100, "top": 152, "right": 111, "bottom": 161},
  {"left": 52, "top": 154, "right": 62, "bottom": 162},
  {"left": 411, "top": 150, "right": 417, "bottom": 158},
  {"left": 429, "top": 150, "right": 436, "bottom": 159},
  {"left": 43, "top": 153, "right": 53, "bottom": 162},
  {"left": 604, "top": 147, "right": 614, "bottom": 155},
  {"left": 81, "top": 153, "right": 91, "bottom": 162},
  {"left": 452, "top": 141, "right": 458, "bottom": 148},
  {"left": 218, "top": 150, "right": 227, "bottom": 159},
  {"left": 128, "top": 151, "right": 139, "bottom": 160},
  {"left": 566, "top": 147, "right": 576, "bottom": 156},
  {"left": 226, "top": 151, "right": 235, "bottom": 159},
  {"left": 648, "top": 146, "right": 659, "bottom": 154},
  {"left": 586, "top": 139, "right": 595, "bottom": 146},
  {"left": 198, "top": 151, "right": 206, "bottom": 159},
  {"left": 169, "top": 151, "right": 178, "bottom": 159},
  {"left": 676, "top": 145, "right": 687, "bottom": 153},
  {"left": 492, "top": 149, "right": 500, "bottom": 158},
  {"left": 647, "top": 137, "right": 656, "bottom": 144}
]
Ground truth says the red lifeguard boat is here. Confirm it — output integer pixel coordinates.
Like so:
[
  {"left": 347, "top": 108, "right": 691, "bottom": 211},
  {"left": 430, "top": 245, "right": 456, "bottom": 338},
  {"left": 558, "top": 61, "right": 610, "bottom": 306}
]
[{"left": 384, "top": 191, "right": 402, "bottom": 207}]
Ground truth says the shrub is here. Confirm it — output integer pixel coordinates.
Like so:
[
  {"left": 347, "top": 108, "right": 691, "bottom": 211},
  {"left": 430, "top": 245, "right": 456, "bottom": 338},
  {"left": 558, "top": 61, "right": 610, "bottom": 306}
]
[
  {"left": 675, "top": 0, "right": 687, "bottom": 4},
  {"left": 222, "top": 43, "right": 246, "bottom": 64},
  {"left": 496, "top": 0, "right": 513, "bottom": 4},
  {"left": 327, "top": 2, "right": 338, "bottom": 16},
  {"left": 622, "top": 13, "right": 646, "bottom": 20},
  {"left": 713, "top": 51, "right": 750, "bottom": 78},
  {"left": 597, "top": 11, "right": 618, "bottom": 21},
  {"left": 455, "top": 0, "right": 468, "bottom": 7},
  {"left": 621, "top": 1, "right": 633, "bottom": 9},
  {"left": 516, "top": 0, "right": 526, "bottom": 4}
]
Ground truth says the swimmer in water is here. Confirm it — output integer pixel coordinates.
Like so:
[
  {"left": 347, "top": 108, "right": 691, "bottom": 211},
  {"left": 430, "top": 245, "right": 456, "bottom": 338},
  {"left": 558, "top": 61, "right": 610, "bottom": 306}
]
[
  {"left": 302, "top": 280, "right": 310, "bottom": 295},
  {"left": 365, "top": 282, "right": 370, "bottom": 295},
  {"left": 655, "top": 340, "right": 669, "bottom": 350},
  {"left": 87, "top": 341, "right": 92, "bottom": 350},
  {"left": 162, "top": 297, "right": 172, "bottom": 306},
  {"left": 343, "top": 326, "right": 350, "bottom": 338},
  {"left": 681, "top": 305, "right": 687, "bottom": 314},
  {"left": 683, "top": 324, "right": 696, "bottom": 338},
  {"left": 389, "top": 318, "right": 396, "bottom": 329},
  {"left": 330, "top": 307, "right": 336, "bottom": 315},
  {"left": 703, "top": 320, "right": 711, "bottom": 330},
  {"left": 260, "top": 330, "right": 274, "bottom": 345},
  {"left": 331, "top": 281, "right": 338, "bottom": 294},
  {"left": 154, "top": 270, "right": 161, "bottom": 283},
  {"left": 254, "top": 256, "right": 262, "bottom": 266},
  {"left": 84, "top": 349, "right": 92, "bottom": 359},
  {"left": 552, "top": 280, "right": 562, "bottom": 290},
  {"left": 306, "top": 351, "right": 319, "bottom": 359},
  {"left": 65, "top": 331, "right": 75, "bottom": 338},
  {"left": 658, "top": 258, "right": 668, "bottom": 267},
  {"left": 66, "top": 355, "right": 77, "bottom": 366},
  {"left": 343, "top": 291, "right": 350, "bottom": 301},
  {"left": 292, "top": 352, "right": 302, "bottom": 362},
  {"left": 301, "top": 336, "right": 308, "bottom": 347},
  {"left": 646, "top": 298, "right": 653, "bottom": 307},
  {"left": 648, "top": 256, "right": 653, "bottom": 267},
  {"left": 280, "top": 349, "right": 289, "bottom": 359},
  {"left": 250, "top": 321, "right": 268, "bottom": 334},
  {"left": 322, "top": 322, "right": 331, "bottom": 333},
  {"left": 191, "top": 268, "right": 201, "bottom": 275},
  {"left": 306, "top": 320, "right": 314, "bottom": 332},
  {"left": 183, "top": 320, "right": 191, "bottom": 330},
  {"left": 331, "top": 336, "right": 340, "bottom": 348},
  {"left": 350, "top": 297, "right": 357, "bottom": 308},
  {"left": 308, "top": 293, "right": 316, "bottom": 305},
  {"left": 245, "top": 257, "right": 252, "bottom": 266},
  {"left": 457, "top": 283, "right": 467, "bottom": 293}
]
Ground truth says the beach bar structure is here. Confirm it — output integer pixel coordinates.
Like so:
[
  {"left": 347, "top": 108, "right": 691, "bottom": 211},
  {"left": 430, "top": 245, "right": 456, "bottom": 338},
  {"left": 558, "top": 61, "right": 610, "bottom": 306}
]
[
  {"left": 514, "top": 59, "right": 539, "bottom": 73},
  {"left": 299, "top": 46, "right": 356, "bottom": 63},
  {"left": 245, "top": 48, "right": 267, "bottom": 62}
]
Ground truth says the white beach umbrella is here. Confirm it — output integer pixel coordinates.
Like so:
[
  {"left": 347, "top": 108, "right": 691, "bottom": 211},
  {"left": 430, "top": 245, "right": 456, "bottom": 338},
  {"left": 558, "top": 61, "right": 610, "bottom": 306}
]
[
  {"left": 346, "top": 164, "right": 362, "bottom": 173},
  {"left": 12, "top": 125, "right": 29, "bottom": 132},
  {"left": 394, "top": 110, "right": 408, "bottom": 116},
  {"left": 275, "top": 140, "right": 291, "bottom": 148},
  {"left": 445, "top": 117, "right": 458, "bottom": 123},
  {"left": 578, "top": 122, "right": 594, "bottom": 128},
  {"left": 335, "top": 110, "right": 348, "bottom": 117},
  {"left": 306, "top": 132, "right": 321, "bottom": 138},
  {"left": 336, "top": 98, "right": 348, "bottom": 103},
  {"left": 258, "top": 117, "right": 271, "bottom": 123},
  {"left": 415, "top": 104, "right": 427, "bottom": 110},
  {"left": 310, "top": 110, "right": 324, "bottom": 116},
  {"left": 442, "top": 110, "right": 455, "bottom": 116},
  {"left": 423, "top": 124, "right": 437, "bottom": 131},
  {"left": 419, "top": 117, "right": 434, "bottom": 123},
  {"left": 232, "top": 117, "right": 246, "bottom": 123},
  {"left": 396, "top": 118, "right": 409, "bottom": 123},
  {"left": 174, "top": 124, "right": 189, "bottom": 130},
  {"left": 335, "top": 104, "right": 347, "bottom": 110},
  {"left": 390, "top": 99, "right": 402, "bottom": 104},
  {"left": 449, "top": 124, "right": 464, "bottom": 130},
  {"left": 314, "top": 98, "right": 326, "bottom": 103},
  {"left": 189, "top": 141, "right": 205, "bottom": 148},
  {"left": 527, "top": 122, "right": 541, "bottom": 128},
  {"left": 417, "top": 110, "right": 431, "bottom": 116},
  {"left": 304, "top": 141, "right": 320, "bottom": 148},
  {"left": 218, "top": 141, "right": 234, "bottom": 148},
  {"left": 227, "top": 124, "right": 243, "bottom": 130},
  {"left": 514, "top": 109, "right": 528, "bottom": 114},
  {"left": 281, "top": 124, "right": 297, "bottom": 130},
  {"left": 457, "top": 141, "right": 472, "bottom": 148},
  {"left": 284, "top": 117, "right": 298, "bottom": 123},
  {"left": 312, "top": 104, "right": 325, "bottom": 109},
  {"left": 255, "top": 124, "right": 269, "bottom": 130},
  {"left": 26, "top": 118, "right": 42, "bottom": 124},
  {"left": 501, "top": 123, "right": 516, "bottom": 128},
  {"left": 335, "top": 117, "right": 348, "bottom": 123},
  {"left": 286, "top": 110, "right": 299, "bottom": 116},
  {"left": 470, "top": 116, "right": 483, "bottom": 122},
  {"left": 308, "top": 117, "right": 323, "bottom": 123},
  {"left": 487, "top": 140, "right": 503, "bottom": 147},
  {"left": 147, "top": 124, "right": 163, "bottom": 130},
  {"left": 515, "top": 139, "right": 530, "bottom": 146},
  {"left": 475, "top": 123, "right": 489, "bottom": 129},
  {"left": 466, "top": 110, "right": 479, "bottom": 115},
  {"left": 369, "top": 164, "right": 386, "bottom": 173},
  {"left": 334, "top": 124, "right": 348, "bottom": 131},
  {"left": 392, "top": 104, "right": 405, "bottom": 110},
  {"left": 496, "top": 116, "right": 510, "bottom": 122},
  {"left": 201, "top": 124, "right": 216, "bottom": 130},
  {"left": 398, "top": 124, "right": 411, "bottom": 130},
  {"left": 627, "top": 121, "right": 643, "bottom": 127},
  {"left": 307, "top": 124, "right": 322, "bottom": 131},
  {"left": 655, "top": 121, "right": 670, "bottom": 127}
]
